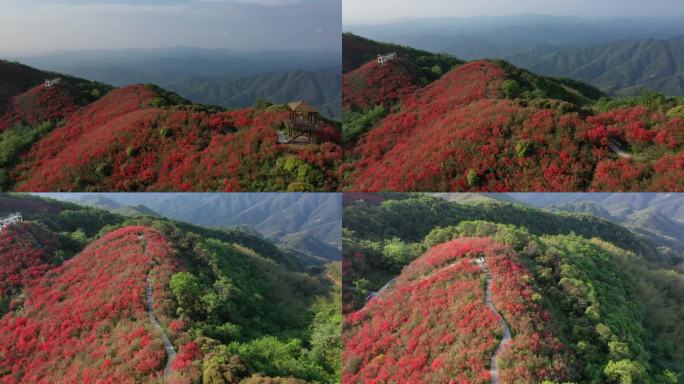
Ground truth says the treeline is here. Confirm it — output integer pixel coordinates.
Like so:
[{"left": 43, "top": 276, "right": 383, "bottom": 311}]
[{"left": 343, "top": 194, "right": 658, "bottom": 262}]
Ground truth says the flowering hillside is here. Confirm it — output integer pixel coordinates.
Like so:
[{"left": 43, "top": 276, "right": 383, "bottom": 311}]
[
  {"left": 342, "top": 36, "right": 684, "bottom": 192},
  {"left": 0, "top": 63, "right": 342, "bottom": 192},
  {"left": 343, "top": 238, "right": 571, "bottom": 383},
  {"left": 0, "top": 194, "right": 342, "bottom": 383},
  {"left": 343, "top": 59, "right": 421, "bottom": 111},
  {"left": 0, "top": 226, "right": 180, "bottom": 383},
  {"left": 343, "top": 194, "right": 684, "bottom": 382},
  {"left": 0, "top": 223, "right": 59, "bottom": 315},
  {"left": 0, "top": 84, "right": 80, "bottom": 131}
]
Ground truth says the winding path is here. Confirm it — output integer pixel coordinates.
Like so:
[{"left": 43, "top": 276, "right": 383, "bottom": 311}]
[
  {"left": 476, "top": 258, "right": 512, "bottom": 384},
  {"left": 141, "top": 235, "right": 177, "bottom": 381}
]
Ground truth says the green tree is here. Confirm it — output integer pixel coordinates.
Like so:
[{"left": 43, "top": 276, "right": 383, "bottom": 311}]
[
  {"left": 431, "top": 65, "right": 443, "bottom": 76},
  {"left": 501, "top": 79, "right": 522, "bottom": 99},
  {"left": 467, "top": 169, "right": 479, "bottom": 187},
  {"left": 170, "top": 272, "right": 204, "bottom": 317},
  {"left": 203, "top": 350, "right": 250, "bottom": 384},
  {"left": 309, "top": 299, "right": 342, "bottom": 382},
  {"left": 604, "top": 360, "right": 648, "bottom": 384},
  {"left": 69, "top": 229, "right": 88, "bottom": 248}
]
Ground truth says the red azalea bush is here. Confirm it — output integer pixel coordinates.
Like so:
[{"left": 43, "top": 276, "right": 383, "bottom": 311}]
[
  {"left": 0, "top": 84, "right": 79, "bottom": 131},
  {"left": 485, "top": 246, "right": 571, "bottom": 382},
  {"left": 0, "top": 226, "right": 190, "bottom": 383},
  {"left": 343, "top": 59, "right": 420, "bottom": 111},
  {"left": 0, "top": 223, "right": 59, "bottom": 309},
  {"left": 343, "top": 237, "right": 572, "bottom": 384}
]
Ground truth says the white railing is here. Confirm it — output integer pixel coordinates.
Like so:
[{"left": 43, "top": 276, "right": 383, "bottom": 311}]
[
  {"left": 377, "top": 52, "right": 397, "bottom": 65},
  {"left": 45, "top": 78, "right": 62, "bottom": 88},
  {"left": 0, "top": 213, "right": 22, "bottom": 235}
]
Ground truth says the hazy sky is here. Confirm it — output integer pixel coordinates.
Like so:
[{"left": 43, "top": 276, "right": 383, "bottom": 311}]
[
  {"left": 0, "top": 0, "right": 341, "bottom": 55},
  {"left": 344, "top": 0, "right": 684, "bottom": 24}
]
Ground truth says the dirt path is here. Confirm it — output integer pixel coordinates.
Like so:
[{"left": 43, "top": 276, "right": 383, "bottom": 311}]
[
  {"left": 141, "top": 235, "right": 176, "bottom": 381},
  {"left": 476, "top": 258, "right": 512, "bottom": 384}
]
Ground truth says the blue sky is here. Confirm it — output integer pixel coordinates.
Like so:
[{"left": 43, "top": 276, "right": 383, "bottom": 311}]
[
  {"left": 0, "top": 0, "right": 341, "bottom": 55},
  {"left": 344, "top": 0, "right": 684, "bottom": 24}
]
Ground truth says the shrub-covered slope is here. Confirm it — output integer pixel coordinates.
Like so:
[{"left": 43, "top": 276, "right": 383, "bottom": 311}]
[
  {"left": 342, "top": 36, "right": 684, "bottom": 192},
  {"left": 0, "top": 194, "right": 341, "bottom": 383},
  {"left": 0, "top": 63, "right": 341, "bottom": 192},
  {"left": 342, "top": 194, "right": 684, "bottom": 382},
  {"left": 344, "top": 237, "right": 571, "bottom": 383}
]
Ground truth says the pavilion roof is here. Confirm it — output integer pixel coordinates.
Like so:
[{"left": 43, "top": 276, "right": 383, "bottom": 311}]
[{"left": 288, "top": 100, "right": 317, "bottom": 113}]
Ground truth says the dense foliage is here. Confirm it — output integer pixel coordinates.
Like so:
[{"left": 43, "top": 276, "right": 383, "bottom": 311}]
[
  {"left": 0, "top": 226, "right": 175, "bottom": 383},
  {"left": 342, "top": 36, "right": 684, "bottom": 192},
  {"left": 342, "top": 33, "right": 462, "bottom": 74},
  {"left": 344, "top": 237, "right": 572, "bottom": 383},
  {"left": 0, "top": 68, "right": 342, "bottom": 192},
  {"left": 342, "top": 194, "right": 684, "bottom": 382},
  {"left": 0, "top": 194, "right": 341, "bottom": 383}
]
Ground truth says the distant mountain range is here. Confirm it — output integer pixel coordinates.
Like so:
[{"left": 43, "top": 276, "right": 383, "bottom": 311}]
[
  {"left": 15, "top": 47, "right": 342, "bottom": 119},
  {"left": 40, "top": 193, "right": 342, "bottom": 263},
  {"left": 346, "top": 15, "right": 684, "bottom": 97},
  {"left": 512, "top": 193, "right": 684, "bottom": 267},
  {"left": 507, "top": 37, "right": 684, "bottom": 97},
  {"left": 167, "top": 68, "right": 341, "bottom": 119}
]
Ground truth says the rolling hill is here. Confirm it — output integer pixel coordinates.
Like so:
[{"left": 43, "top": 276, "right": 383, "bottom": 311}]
[
  {"left": 342, "top": 193, "right": 684, "bottom": 382},
  {"left": 0, "top": 61, "right": 342, "bottom": 192},
  {"left": 0, "top": 193, "right": 341, "bottom": 383},
  {"left": 342, "top": 35, "right": 684, "bottom": 192}
]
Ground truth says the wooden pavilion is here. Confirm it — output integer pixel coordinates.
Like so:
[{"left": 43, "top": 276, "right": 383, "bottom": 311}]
[{"left": 284, "top": 100, "right": 320, "bottom": 144}]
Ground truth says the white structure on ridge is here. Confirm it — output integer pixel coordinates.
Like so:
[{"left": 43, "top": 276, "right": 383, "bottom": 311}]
[
  {"left": 0, "top": 213, "right": 22, "bottom": 235},
  {"left": 377, "top": 52, "right": 397, "bottom": 65},
  {"left": 45, "top": 78, "right": 62, "bottom": 88}
]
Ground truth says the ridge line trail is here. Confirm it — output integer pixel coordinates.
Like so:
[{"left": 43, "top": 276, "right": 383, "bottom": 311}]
[
  {"left": 476, "top": 257, "right": 512, "bottom": 384},
  {"left": 140, "top": 234, "right": 177, "bottom": 381}
]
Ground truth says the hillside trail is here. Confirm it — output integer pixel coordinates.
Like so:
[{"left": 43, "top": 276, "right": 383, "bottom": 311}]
[
  {"left": 608, "top": 139, "right": 633, "bottom": 159},
  {"left": 476, "top": 257, "right": 512, "bottom": 384},
  {"left": 140, "top": 234, "right": 177, "bottom": 381}
]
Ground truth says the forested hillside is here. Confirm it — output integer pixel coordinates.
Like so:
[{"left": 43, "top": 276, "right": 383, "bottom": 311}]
[
  {"left": 43, "top": 193, "right": 343, "bottom": 266},
  {"left": 507, "top": 37, "right": 684, "bottom": 97},
  {"left": 511, "top": 193, "right": 684, "bottom": 269},
  {"left": 342, "top": 35, "right": 684, "bottom": 192},
  {"left": 0, "top": 194, "right": 341, "bottom": 383},
  {"left": 343, "top": 194, "right": 684, "bottom": 383}
]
